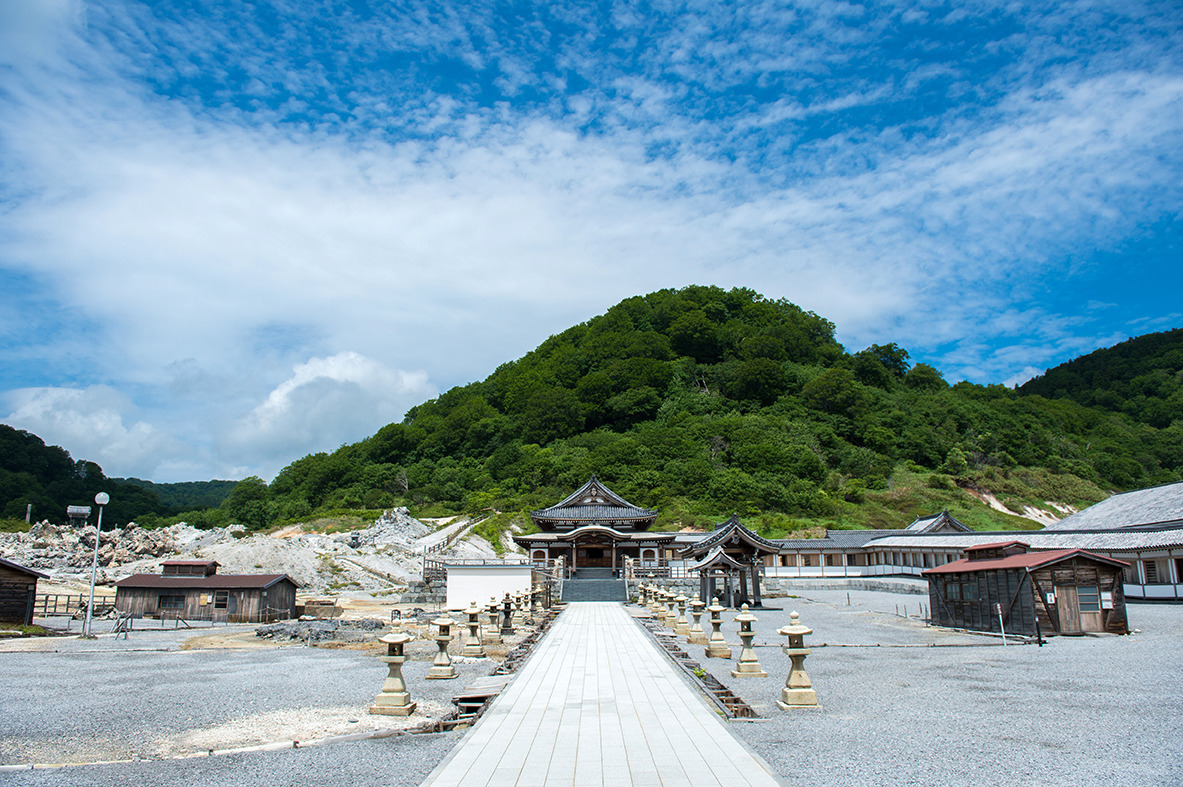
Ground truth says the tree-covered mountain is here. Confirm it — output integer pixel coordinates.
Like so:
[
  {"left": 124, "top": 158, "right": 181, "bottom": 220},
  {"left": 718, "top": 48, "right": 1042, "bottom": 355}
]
[
  {"left": 210, "top": 286, "right": 1180, "bottom": 535},
  {"left": 0, "top": 425, "right": 171, "bottom": 527},
  {"left": 1017, "top": 328, "right": 1183, "bottom": 428},
  {"left": 114, "top": 478, "right": 238, "bottom": 511}
]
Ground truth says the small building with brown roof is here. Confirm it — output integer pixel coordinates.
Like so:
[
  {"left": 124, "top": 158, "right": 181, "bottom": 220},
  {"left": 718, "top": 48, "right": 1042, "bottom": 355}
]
[
  {"left": 923, "top": 541, "right": 1129, "bottom": 636},
  {"left": 0, "top": 556, "right": 49, "bottom": 625},
  {"left": 115, "top": 560, "right": 299, "bottom": 623}
]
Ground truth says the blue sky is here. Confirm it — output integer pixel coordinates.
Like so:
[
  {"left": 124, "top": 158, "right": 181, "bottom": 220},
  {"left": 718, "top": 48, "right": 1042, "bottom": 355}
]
[{"left": 1, "top": 0, "right": 1180, "bottom": 482}]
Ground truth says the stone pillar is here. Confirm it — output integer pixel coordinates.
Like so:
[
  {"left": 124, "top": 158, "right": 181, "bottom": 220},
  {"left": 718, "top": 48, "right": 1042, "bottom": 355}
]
[
  {"left": 427, "top": 615, "right": 458, "bottom": 680},
  {"left": 500, "top": 593, "right": 515, "bottom": 636},
  {"left": 674, "top": 594, "right": 690, "bottom": 636},
  {"left": 370, "top": 631, "right": 416, "bottom": 716},
  {"left": 688, "top": 594, "right": 707, "bottom": 645},
  {"left": 730, "top": 604, "right": 767, "bottom": 678},
  {"left": 463, "top": 601, "right": 486, "bottom": 657},
  {"left": 704, "top": 597, "right": 732, "bottom": 659},
  {"left": 484, "top": 597, "right": 502, "bottom": 645},
  {"left": 777, "top": 611, "right": 817, "bottom": 707}
]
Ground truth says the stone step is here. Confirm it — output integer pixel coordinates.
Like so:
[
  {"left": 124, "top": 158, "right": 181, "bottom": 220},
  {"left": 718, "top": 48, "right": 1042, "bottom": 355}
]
[{"left": 561, "top": 579, "right": 626, "bottom": 603}]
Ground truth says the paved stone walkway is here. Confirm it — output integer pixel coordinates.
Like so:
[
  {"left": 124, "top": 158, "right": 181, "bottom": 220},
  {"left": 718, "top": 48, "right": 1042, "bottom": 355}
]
[{"left": 420, "top": 602, "right": 782, "bottom": 786}]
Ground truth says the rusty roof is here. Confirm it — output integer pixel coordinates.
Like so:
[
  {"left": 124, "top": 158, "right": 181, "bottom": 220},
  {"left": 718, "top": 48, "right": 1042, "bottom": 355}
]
[{"left": 923, "top": 548, "right": 1128, "bottom": 575}]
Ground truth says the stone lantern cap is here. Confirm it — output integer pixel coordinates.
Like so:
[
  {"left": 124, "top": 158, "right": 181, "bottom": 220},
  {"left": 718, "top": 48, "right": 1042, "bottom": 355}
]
[
  {"left": 379, "top": 631, "right": 412, "bottom": 647},
  {"left": 433, "top": 616, "right": 454, "bottom": 630},
  {"left": 777, "top": 611, "right": 813, "bottom": 638},
  {"left": 733, "top": 603, "right": 757, "bottom": 626},
  {"left": 466, "top": 601, "right": 482, "bottom": 614}
]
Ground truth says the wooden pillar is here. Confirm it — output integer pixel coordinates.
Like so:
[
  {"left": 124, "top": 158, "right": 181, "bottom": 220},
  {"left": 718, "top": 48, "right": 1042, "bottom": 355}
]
[
  {"left": 738, "top": 569, "right": 749, "bottom": 607},
  {"left": 752, "top": 564, "right": 762, "bottom": 607}
]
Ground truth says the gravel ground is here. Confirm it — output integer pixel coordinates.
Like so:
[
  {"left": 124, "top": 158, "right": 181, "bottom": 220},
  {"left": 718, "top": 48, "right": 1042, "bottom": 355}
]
[
  {"left": 666, "top": 589, "right": 1183, "bottom": 787},
  {"left": 0, "top": 621, "right": 506, "bottom": 786},
  {"left": 5, "top": 594, "right": 1180, "bottom": 787}
]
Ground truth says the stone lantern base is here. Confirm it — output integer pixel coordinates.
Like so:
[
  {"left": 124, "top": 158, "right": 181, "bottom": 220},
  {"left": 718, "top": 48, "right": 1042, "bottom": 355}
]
[
  {"left": 777, "top": 688, "right": 817, "bottom": 709},
  {"left": 370, "top": 694, "right": 417, "bottom": 716}
]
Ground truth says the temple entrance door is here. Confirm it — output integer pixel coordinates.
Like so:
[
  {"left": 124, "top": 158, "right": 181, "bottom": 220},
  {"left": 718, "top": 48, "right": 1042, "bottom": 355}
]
[{"left": 578, "top": 545, "right": 613, "bottom": 568}]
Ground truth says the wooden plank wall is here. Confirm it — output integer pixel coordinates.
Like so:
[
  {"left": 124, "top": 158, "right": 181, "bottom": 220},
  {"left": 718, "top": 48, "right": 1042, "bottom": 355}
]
[
  {"left": 114, "top": 582, "right": 298, "bottom": 623},
  {"left": 0, "top": 566, "right": 38, "bottom": 625}
]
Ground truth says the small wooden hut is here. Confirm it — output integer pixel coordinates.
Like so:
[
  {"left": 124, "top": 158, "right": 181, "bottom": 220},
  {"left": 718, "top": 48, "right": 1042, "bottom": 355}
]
[
  {"left": 115, "top": 561, "right": 299, "bottom": 623},
  {"left": 0, "top": 556, "right": 49, "bottom": 625},
  {"left": 923, "top": 541, "right": 1129, "bottom": 636}
]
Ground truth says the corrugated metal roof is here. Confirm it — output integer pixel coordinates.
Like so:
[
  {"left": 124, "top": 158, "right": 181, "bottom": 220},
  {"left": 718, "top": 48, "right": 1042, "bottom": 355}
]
[
  {"left": 776, "top": 529, "right": 893, "bottom": 549},
  {"left": 114, "top": 573, "right": 298, "bottom": 590},
  {"left": 1046, "top": 480, "right": 1183, "bottom": 531}
]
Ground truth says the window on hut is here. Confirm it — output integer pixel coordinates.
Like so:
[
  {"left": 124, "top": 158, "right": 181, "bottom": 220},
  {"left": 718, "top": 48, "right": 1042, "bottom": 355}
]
[
  {"left": 158, "top": 594, "right": 184, "bottom": 610},
  {"left": 214, "top": 591, "right": 229, "bottom": 609}
]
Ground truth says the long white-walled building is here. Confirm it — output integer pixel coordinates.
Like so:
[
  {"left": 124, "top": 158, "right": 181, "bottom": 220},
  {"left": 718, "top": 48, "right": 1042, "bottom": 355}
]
[{"left": 762, "top": 481, "right": 1183, "bottom": 602}]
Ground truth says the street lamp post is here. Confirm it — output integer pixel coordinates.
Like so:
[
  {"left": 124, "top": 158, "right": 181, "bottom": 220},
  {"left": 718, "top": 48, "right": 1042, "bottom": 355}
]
[{"left": 83, "top": 492, "right": 110, "bottom": 638}]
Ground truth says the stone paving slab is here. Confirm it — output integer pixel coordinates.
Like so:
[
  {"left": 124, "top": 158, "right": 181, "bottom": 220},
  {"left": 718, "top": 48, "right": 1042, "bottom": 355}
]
[{"left": 420, "top": 602, "right": 782, "bottom": 786}]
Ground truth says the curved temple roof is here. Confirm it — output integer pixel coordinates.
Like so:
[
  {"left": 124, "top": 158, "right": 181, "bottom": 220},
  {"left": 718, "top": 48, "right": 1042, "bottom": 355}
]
[{"left": 530, "top": 475, "right": 657, "bottom": 532}]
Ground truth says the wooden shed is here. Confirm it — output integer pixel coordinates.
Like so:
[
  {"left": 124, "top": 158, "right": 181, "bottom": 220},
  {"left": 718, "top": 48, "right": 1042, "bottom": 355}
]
[
  {"left": 0, "top": 556, "right": 49, "bottom": 626},
  {"left": 115, "top": 561, "right": 299, "bottom": 623},
  {"left": 923, "top": 541, "right": 1129, "bottom": 636}
]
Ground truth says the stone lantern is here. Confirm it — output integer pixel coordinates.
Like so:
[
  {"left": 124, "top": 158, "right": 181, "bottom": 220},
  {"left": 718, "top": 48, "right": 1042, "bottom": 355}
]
[
  {"left": 674, "top": 594, "right": 690, "bottom": 636},
  {"left": 370, "top": 631, "right": 416, "bottom": 716},
  {"left": 500, "top": 592, "right": 515, "bottom": 636},
  {"left": 484, "top": 597, "right": 502, "bottom": 645},
  {"left": 687, "top": 594, "right": 707, "bottom": 645},
  {"left": 730, "top": 604, "right": 768, "bottom": 678},
  {"left": 463, "top": 600, "right": 486, "bottom": 658},
  {"left": 664, "top": 590, "right": 678, "bottom": 629},
  {"left": 427, "top": 614, "right": 458, "bottom": 680},
  {"left": 777, "top": 611, "right": 817, "bottom": 707},
  {"left": 704, "top": 597, "right": 733, "bottom": 659},
  {"left": 512, "top": 592, "right": 525, "bottom": 626},
  {"left": 638, "top": 583, "right": 649, "bottom": 607}
]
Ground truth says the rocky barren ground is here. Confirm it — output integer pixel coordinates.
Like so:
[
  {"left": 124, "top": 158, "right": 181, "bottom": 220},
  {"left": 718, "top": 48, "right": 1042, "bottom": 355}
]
[{"left": 0, "top": 507, "right": 514, "bottom": 598}]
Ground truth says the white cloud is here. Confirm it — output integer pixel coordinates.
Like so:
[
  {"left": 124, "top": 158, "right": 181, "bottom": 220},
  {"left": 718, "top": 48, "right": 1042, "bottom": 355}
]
[
  {"left": 2, "top": 385, "right": 176, "bottom": 478},
  {"left": 219, "top": 352, "right": 436, "bottom": 476}
]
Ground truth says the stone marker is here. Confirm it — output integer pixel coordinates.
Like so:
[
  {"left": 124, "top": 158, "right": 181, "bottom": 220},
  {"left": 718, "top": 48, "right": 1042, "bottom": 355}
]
[
  {"left": 370, "top": 631, "right": 416, "bottom": 715},
  {"left": 777, "top": 611, "right": 818, "bottom": 708},
  {"left": 427, "top": 614, "right": 458, "bottom": 680},
  {"left": 730, "top": 603, "right": 768, "bottom": 678},
  {"left": 484, "top": 597, "right": 502, "bottom": 645},
  {"left": 704, "top": 597, "right": 733, "bottom": 659},
  {"left": 687, "top": 594, "right": 708, "bottom": 645},
  {"left": 674, "top": 593, "right": 690, "bottom": 636},
  {"left": 463, "top": 601, "right": 486, "bottom": 657}
]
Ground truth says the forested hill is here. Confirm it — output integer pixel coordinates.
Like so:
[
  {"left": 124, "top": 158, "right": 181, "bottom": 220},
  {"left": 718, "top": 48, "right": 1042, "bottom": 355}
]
[
  {"left": 5, "top": 287, "right": 1181, "bottom": 537},
  {"left": 227, "top": 286, "right": 1181, "bottom": 536},
  {"left": 1017, "top": 328, "right": 1183, "bottom": 428}
]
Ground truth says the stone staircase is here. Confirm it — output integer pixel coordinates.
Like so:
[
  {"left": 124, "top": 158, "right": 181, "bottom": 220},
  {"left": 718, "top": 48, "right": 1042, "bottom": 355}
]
[{"left": 561, "top": 568, "right": 626, "bottom": 602}]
